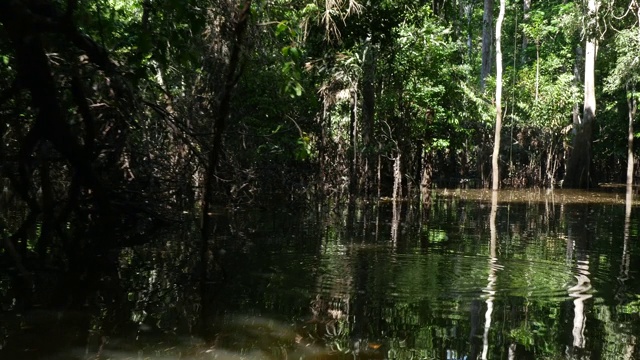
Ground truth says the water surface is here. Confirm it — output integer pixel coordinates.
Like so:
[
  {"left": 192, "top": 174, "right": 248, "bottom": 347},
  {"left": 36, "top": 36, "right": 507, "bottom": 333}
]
[{"left": 1, "top": 189, "right": 639, "bottom": 359}]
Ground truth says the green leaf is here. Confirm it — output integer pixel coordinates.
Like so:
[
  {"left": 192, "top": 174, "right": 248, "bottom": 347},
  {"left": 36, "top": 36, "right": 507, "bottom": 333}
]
[
  {"left": 289, "top": 47, "right": 301, "bottom": 59},
  {"left": 275, "top": 21, "right": 288, "bottom": 37}
]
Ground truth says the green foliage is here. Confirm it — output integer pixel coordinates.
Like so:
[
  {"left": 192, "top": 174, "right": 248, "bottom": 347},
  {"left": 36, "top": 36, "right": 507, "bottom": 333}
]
[
  {"left": 521, "top": 10, "right": 553, "bottom": 45},
  {"left": 379, "top": 4, "right": 479, "bottom": 151},
  {"left": 605, "top": 28, "right": 640, "bottom": 93}
]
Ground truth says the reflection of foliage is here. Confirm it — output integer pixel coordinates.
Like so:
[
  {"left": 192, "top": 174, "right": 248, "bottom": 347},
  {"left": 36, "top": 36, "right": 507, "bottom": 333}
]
[
  {"left": 2, "top": 196, "right": 640, "bottom": 359},
  {"left": 117, "top": 229, "right": 202, "bottom": 335},
  {"left": 617, "top": 295, "right": 640, "bottom": 315}
]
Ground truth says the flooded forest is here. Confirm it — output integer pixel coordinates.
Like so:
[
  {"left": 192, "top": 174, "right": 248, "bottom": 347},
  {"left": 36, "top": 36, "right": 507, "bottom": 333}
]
[{"left": 1, "top": 0, "right": 640, "bottom": 359}]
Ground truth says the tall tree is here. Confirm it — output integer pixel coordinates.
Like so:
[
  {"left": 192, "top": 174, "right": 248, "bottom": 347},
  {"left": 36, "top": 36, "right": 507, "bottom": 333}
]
[
  {"left": 564, "top": 0, "right": 599, "bottom": 188},
  {"left": 481, "top": 0, "right": 495, "bottom": 90},
  {"left": 492, "top": 0, "right": 506, "bottom": 190}
]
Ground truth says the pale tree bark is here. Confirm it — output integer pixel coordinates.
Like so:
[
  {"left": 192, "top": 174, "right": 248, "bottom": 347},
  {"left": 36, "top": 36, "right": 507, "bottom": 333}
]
[
  {"left": 393, "top": 153, "right": 402, "bottom": 200},
  {"left": 481, "top": 0, "right": 494, "bottom": 90},
  {"left": 627, "top": 82, "right": 637, "bottom": 186},
  {"left": 631, "top": 5, "right": 640, "bottom": 186},
  {"left": 521, "top": 0, "right": 531, "bottom": 64},
  {"left": 572, "top": 45, "right": 583, "bottom": 128},
  {"left": 491, "top": 0, "right": 505, "bottom": 191},
  {"left": 564, "top": 0, "right": 598, "bottom": 188},
  {"left": 535, "top": 41, "right": 540, "bottom": 102},
  {"left": 508, "top": 343, "right": 517, "bottom": 360}
]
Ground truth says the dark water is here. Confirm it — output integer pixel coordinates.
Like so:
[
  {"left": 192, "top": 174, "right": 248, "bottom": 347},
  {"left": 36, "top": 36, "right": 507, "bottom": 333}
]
[{"left": 1, "top": 189, "right": 640, "bottom": 359}]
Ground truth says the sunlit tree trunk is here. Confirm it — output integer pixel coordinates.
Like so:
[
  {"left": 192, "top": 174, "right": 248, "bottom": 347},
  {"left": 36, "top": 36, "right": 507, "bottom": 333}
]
[
  {"left": 480, "top": 0, "right": 494, "bottom": 90},
  {"left": 391, "top": 201, "right": 401, "bottom": 244},
  {"left": 393, "top": 153, "right": 402, "bottom": 200},
  {"left": 564, "top": 0, "right": 598, "bottom": 188},
  {"left": 508, "top": 343, "right": 516, "bottom": 360},
  {"left": 627, "top": 82, "right": 637, "bottom": 186},
  {"left": 491, "top": 0, "right": 505, "bottom": 191}
]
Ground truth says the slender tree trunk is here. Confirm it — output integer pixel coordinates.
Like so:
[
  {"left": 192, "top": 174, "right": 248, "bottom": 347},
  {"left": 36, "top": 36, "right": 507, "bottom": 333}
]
[
  {"left": 377, "top": 153, "right": 382, "bottom": 198},
  {"left": 391, "top": 201, "right": 401, "bottom": 244},
  {"left": 491, "top": 0, "right": 505, "bottom": 191},
  {"left": 349, "top": 90, "right": 358, "bottom": 196},
  {"left": 481, "top": 0, "right": 494, "bottom": 90},
  {"left": 393, "top": 153, "right": 402, "bottom": 200},
  {"left": 464, "top": 0, "right": 475, "bottom": 62},
  {"left": 320, "top": 102, "right": 329, "bottom": 193},
  {"left": 521, "top": 0, "right": 530, "bottom": 64},
  {"left": 420, "top": 151, "right": 433, "bottom": 205},
  {"left": 564, "top": 0, "right": 598, "bottom": 188},
  {"left": 420, "top": 111, "right": 434, "bottom": 203},
  {"left": 199, "top": 5, "right": 251, "bottom": 337},
  {"left": 535, "top": 42, "right": 540, "bottom": 102},
  {"left": 362, "top": 40, "right": 376, "bottom": 196},
  {"left": 201, "top": 1, "right": 251, "bottom": 268},
  {"left": 627, "top": 82, "right": 637, "bottom": 186}
]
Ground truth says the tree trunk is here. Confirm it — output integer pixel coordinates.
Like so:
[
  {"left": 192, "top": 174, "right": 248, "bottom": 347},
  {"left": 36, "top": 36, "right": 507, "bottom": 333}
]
[
  {"left": 376, "top": 152, "right": 382, "bottom": 198},
  {"left": 463, "top": 0, "right": 475, "bottom": 61},
  {"left": 564, "top": 1, "right": 597, "bottom": 189},
  {"left": 349, "top": 90, "right": 358, "bottom": 196},
  {"left": 362, "top": 40, "right": 376, "bottom": 196},
  {"left": 626, "top": 82, "right": 637, "bottom": 186},
  {"left": 521, "top": 0, "right": 531, "bottom": 64},
  {"left": 491, "top": 0, "right": 505, "bottom": 191},
  {"left": 200, "top": 0, "right": 251, "bottom": 279},
  {"left": 420, "top": 150, "right": 433, "bottom": 205},
  {"left": 481, "top": 0, "right": 494, "bottom": 90},
  {"left": 535, "top": 42, "right": 540, "bottom": 101},
  {"left": 393, "top": 153, "right": 402, "bottom": 200}
]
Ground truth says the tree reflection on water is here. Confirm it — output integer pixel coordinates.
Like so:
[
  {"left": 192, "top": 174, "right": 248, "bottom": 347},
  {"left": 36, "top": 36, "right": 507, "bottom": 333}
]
[{"left": 1, "top": 189, "right": 640, "bottom": 359}]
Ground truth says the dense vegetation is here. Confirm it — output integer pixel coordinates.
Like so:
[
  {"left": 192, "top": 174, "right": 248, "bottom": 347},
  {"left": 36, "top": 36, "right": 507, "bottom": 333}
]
[{"left": 0, "top": 0, "right": 638, "bottom": 297}]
